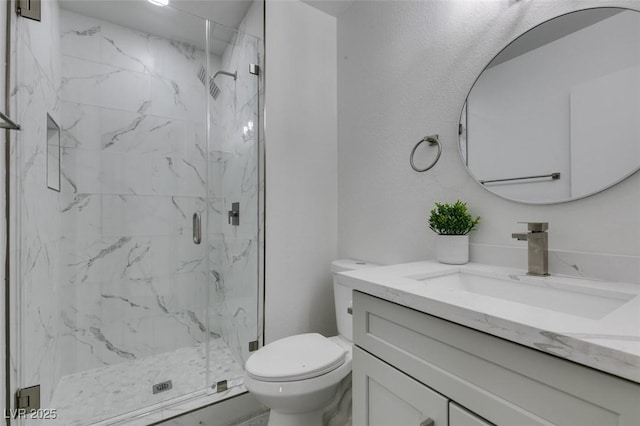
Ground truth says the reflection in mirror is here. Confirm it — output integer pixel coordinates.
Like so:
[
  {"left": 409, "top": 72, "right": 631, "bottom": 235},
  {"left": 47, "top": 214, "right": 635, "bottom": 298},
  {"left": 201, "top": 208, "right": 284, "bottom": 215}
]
[
  {"left": 46, "top": 113, "right": 61, "bottom": 192},
  {"left": 460, "top": 8, "right": 640, "bottom": 204}
]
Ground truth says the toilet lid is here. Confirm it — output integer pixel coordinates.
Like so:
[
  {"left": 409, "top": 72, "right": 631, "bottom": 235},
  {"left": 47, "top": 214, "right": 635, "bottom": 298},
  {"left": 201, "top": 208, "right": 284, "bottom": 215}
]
[{"left": 246, "top": 333, "right": 346, "bottom": 382}]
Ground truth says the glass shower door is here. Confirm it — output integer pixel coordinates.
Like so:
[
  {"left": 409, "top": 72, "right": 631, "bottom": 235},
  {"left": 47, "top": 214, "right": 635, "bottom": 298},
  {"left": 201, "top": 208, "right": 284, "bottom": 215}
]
[
  {"left": 12, "top": 3, "right": 217, "bottom": 424},
  {"left": 206, "top": 20, "right": 262, "bottom": 390}
]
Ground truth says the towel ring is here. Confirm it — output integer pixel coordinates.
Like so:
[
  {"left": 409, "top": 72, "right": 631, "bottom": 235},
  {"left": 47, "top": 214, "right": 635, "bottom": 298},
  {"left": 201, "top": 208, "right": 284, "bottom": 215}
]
[{"left": 410, "top": 134, "right": 441, "bottom": 172}]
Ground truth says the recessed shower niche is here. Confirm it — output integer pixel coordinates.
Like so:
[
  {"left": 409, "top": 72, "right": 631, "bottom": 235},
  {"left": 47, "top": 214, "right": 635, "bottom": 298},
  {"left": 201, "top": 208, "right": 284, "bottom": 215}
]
[
  {"left": 8, "top": 0, "right": 263, "bottom": 424},
  {"left": 46, "top": 113, "right": 61, "bottom": 192}
]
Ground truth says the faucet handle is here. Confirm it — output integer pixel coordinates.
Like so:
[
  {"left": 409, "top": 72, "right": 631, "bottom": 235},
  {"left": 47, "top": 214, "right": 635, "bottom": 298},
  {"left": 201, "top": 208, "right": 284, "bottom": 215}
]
[{"left": 517, "top": 222, "right": 548, "bottom": 232}]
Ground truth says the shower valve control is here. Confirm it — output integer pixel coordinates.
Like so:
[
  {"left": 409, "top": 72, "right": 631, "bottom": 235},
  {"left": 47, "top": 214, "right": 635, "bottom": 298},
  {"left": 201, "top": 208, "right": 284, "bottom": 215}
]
[{"left": 228, "top": 202, "right": 240, "bottom": 226}]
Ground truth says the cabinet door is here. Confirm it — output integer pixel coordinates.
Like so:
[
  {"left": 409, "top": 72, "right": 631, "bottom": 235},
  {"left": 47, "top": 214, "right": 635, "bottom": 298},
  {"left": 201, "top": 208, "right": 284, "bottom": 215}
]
[
  {"left": 353, "top": 346, "right": 448, "bottom": 426},
  {"left": 450, "top": 402, "right": 493, "bottom": 426}
]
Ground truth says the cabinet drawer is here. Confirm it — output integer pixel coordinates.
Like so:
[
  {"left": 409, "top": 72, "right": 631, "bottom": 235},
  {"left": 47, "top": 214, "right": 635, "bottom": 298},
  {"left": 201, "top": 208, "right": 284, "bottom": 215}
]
[
  {"left": 450, "top": 402, "right": 493, "bottom": 426},
  {"left": 353, "top": 291, "right": 640, "bottom": 426},
  {"left": 353, "top": 346, "right": 448, "bottom": 426}
]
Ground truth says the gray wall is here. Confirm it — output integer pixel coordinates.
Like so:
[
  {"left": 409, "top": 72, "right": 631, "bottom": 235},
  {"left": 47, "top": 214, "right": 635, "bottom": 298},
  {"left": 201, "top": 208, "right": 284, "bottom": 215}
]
[{"left": 265, "top": 1, "right": 338, "bottom": 343}]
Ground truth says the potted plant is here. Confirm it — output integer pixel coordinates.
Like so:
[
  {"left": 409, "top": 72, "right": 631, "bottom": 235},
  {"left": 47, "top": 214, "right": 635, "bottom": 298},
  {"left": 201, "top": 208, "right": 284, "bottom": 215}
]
[{"left": 428, "top": 200, "right": 480, "bottom": 264}]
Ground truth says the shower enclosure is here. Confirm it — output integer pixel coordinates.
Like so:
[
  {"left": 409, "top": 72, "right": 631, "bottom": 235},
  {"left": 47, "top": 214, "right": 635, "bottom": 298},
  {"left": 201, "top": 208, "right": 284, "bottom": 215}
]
[{"left": 6, "top": 0, "right": 263, "bottom": 424}]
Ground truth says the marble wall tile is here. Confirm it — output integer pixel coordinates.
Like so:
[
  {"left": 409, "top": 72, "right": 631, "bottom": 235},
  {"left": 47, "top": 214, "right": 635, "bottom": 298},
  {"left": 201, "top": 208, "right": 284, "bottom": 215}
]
[
  {"left": 61, "top": 55, "right": 152, "bottom": 113},
  {"left": 150, "top": 75, "right": 206, "bottom": 121},
  {"left": 149, "top": 36, "right": 206, "bottom": 84},
  {"left": 61, "top": 101, "right": 102, "bottom": 150},
  {"left": 208, "top": 235, "right": 259, "bottom": 365},
  {"left": 101, "top": 20, "right": 154, "bottom": 74},
  {"left": 208, "top": 150, "right": 232, "bottom": 200},
  {"left": 60, "top": 10, "right": 102, "bottom": 62},
  {"left": 61, "top": 148, "right": 207, "bottom": 197}
]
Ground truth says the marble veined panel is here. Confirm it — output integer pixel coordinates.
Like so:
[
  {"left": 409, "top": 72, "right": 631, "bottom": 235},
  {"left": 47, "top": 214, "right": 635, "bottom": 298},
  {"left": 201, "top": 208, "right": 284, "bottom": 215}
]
[
  {"left": 61, "top": 100, "right": 198, "bottom": 161},
  {"left": 61, "top": 101, "right": 102, "bottom": 150},
  {"left": 99, "top": 195, "right": 204, "bottom": 238},
  {"left": 56, "top": 271, "right": 212, "bottom": 376},
  {"left": 62, "top": 232, "right": 206, "bottom": 288},
  {"left": 150, "top": 75, "right": 206, "bottom": 121},
  {"left": 61, "top": 147, "right": 207, "bottom": 197},
  {"left": 149, "top": 36, "right": 206, "bottom": 85},
  {"left": 60, "top": 192, "right": 102, "bottom": 248},
  {"left": 207, "top": 197, "right": 226, "bottom": 235},
  {"left": 101, "top": 108, "right": 188, "bottom": 155},
  {"left": 222, "top": 149, "right": 259, "bottom": 240},
  {"left": 100, "top": 20, "right": 154, "bottom": 74},
  {"left": 61, "top": 55, "right": 151, "bottom": 113},
  {"left": 208, "top": 236, "right": 258, "bottom": 364},
  {"left": 207, "top": 150, "right": 232, "bottom": 199},
  {"left": 60, "top": 10, "right": 102, "bottom": 63}
]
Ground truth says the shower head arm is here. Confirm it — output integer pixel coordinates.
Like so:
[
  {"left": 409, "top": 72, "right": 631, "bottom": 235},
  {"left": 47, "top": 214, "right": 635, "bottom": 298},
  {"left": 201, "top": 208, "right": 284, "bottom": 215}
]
[{"left": 212, "top": 70, "right": 237, "bottom": 81}]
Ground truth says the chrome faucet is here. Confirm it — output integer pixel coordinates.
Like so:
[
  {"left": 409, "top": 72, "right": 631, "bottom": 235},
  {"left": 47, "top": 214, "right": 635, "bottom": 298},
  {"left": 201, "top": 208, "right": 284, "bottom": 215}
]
[{"left": 512, "top": 222, "right": 549, "bottom": 276}]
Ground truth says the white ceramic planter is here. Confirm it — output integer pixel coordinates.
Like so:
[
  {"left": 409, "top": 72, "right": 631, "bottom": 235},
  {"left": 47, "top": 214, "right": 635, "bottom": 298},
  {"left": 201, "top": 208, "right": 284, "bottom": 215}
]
[{"left": 436, "top": 234, "right": 469, "bottom": 265}]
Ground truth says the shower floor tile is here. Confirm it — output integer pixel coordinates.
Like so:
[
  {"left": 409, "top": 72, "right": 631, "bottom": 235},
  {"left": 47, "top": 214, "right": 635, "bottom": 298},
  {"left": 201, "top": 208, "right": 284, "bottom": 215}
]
[{"left": 48, "top": 338, "right": 245, "bottom": 426}]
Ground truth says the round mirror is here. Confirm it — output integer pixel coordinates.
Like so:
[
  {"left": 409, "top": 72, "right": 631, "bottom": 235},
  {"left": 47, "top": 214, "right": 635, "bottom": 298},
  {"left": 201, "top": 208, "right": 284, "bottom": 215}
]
[{"left": 460, "top": 8, "right": 640, "bottom": 204}]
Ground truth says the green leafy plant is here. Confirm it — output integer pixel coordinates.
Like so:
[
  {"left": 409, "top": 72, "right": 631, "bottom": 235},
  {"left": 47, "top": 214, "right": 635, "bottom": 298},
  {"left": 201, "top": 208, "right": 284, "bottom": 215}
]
[{"left": 428, "top": 200, "right": 480, "bottom": 235}]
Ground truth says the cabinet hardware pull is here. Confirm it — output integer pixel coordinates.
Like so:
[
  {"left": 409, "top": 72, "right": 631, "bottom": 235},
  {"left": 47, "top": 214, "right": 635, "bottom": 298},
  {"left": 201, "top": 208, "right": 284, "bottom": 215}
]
[{"left": 420, "top": 418, "right": 435, "bottom": 426}]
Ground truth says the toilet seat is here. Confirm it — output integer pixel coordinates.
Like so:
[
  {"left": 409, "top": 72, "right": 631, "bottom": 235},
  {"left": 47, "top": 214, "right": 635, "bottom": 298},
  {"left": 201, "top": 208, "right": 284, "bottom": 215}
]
[{"left": 246, "top": 333, "right": 346, "bottom": 382}]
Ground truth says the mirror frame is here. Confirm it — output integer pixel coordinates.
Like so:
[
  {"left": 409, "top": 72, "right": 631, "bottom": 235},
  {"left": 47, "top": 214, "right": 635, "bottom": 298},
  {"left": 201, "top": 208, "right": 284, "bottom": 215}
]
[{"left": 459, "top": 6, "right": 640, "bottom": 205}]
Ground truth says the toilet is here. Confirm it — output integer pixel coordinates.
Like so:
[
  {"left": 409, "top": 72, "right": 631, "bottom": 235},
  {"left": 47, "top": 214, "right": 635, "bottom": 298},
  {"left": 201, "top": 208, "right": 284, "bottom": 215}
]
[{"left": 244, "top": 259, "right": 377, "bottom": 426}]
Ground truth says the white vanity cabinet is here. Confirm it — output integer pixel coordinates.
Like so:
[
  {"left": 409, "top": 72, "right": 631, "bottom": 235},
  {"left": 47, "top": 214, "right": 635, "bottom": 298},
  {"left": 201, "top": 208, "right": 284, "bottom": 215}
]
[
  {"left": 449, "top": 403, "right": 492, "bottom": 426},
  {"left": 352, "top": 291, "right": 640, "bottom": 426},
  {"left": 353, "top": 346, "right": 447, "bottom": 426}
]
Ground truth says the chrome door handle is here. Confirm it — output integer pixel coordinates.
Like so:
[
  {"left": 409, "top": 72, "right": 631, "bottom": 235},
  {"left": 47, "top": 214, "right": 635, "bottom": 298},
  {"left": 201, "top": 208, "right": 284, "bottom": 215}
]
[
  {"left": 193, "top": 212, "right": 201, "bottom": 245},
  {"left": 420, "top": 418, "right": 434, "bottom": 426}
]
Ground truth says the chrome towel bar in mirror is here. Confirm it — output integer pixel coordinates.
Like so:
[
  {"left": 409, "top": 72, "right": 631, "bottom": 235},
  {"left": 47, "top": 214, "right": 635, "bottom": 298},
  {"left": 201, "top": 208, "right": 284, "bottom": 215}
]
[
  {"left": 480, "top": 172, "right": 561, "bottom": 185},
  {"left": 410, "top": 134, "right": 441, "bottom": 172}
]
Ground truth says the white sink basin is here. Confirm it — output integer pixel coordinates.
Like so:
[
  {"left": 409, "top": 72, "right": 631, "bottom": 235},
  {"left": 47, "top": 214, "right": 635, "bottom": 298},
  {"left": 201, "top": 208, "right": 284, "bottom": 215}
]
[{"left": 416, "top": 270, "right": 635, "bottom": 320}]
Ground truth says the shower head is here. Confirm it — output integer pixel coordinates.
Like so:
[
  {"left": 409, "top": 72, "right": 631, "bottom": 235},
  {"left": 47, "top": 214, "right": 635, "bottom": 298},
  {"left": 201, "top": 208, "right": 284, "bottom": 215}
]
[
  {"left": 197, "top": 65, "right": 237, "bottom": 100},
  {"left": 197, "top": 65, "right": 220, "bottom": 100}
]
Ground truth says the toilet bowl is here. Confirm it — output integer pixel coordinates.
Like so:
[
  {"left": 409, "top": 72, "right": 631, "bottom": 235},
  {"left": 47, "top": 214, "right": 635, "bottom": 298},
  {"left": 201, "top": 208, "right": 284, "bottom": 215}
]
[{"left": 243, "top": 260, "right": 377, "bottom": 426}]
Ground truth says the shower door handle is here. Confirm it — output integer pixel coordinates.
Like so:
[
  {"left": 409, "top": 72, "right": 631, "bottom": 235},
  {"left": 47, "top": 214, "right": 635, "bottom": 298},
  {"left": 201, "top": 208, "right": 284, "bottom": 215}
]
[{"left": 193, "top": 212, "right": 202, "bottom": 245}]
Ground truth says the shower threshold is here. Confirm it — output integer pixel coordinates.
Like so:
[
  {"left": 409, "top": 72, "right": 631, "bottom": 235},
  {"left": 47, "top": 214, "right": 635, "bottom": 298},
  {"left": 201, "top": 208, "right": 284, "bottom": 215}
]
[{"left": 47, "top": 338, "right": 245, "bottom": 426}]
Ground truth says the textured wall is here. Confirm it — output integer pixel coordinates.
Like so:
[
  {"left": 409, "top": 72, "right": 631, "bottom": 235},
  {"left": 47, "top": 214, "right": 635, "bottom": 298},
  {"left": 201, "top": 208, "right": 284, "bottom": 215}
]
[
  {"left": 265, "top": 0, "right": 338, "bottom": 343},
  {"left": 337, "top": 0, "right": 640, "bottom": 284}
]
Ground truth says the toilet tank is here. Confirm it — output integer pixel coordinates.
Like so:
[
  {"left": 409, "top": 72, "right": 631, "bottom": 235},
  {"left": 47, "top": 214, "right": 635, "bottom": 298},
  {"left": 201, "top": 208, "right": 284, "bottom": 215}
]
[{"left": 331, "top": 259, "right": 379, "bottom": 342}]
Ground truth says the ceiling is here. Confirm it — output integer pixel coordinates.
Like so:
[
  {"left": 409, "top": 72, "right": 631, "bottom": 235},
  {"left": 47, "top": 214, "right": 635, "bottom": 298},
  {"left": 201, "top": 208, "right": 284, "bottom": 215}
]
[{"left": 59, "top": 0, "right": 254, "bottom": 55}]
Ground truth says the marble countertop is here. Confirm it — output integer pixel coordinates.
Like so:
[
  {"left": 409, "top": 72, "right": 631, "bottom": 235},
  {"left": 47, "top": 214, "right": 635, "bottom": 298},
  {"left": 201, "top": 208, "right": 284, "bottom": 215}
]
[{"left": 338, "top": 261, "right": 640, "bottom": 383}]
